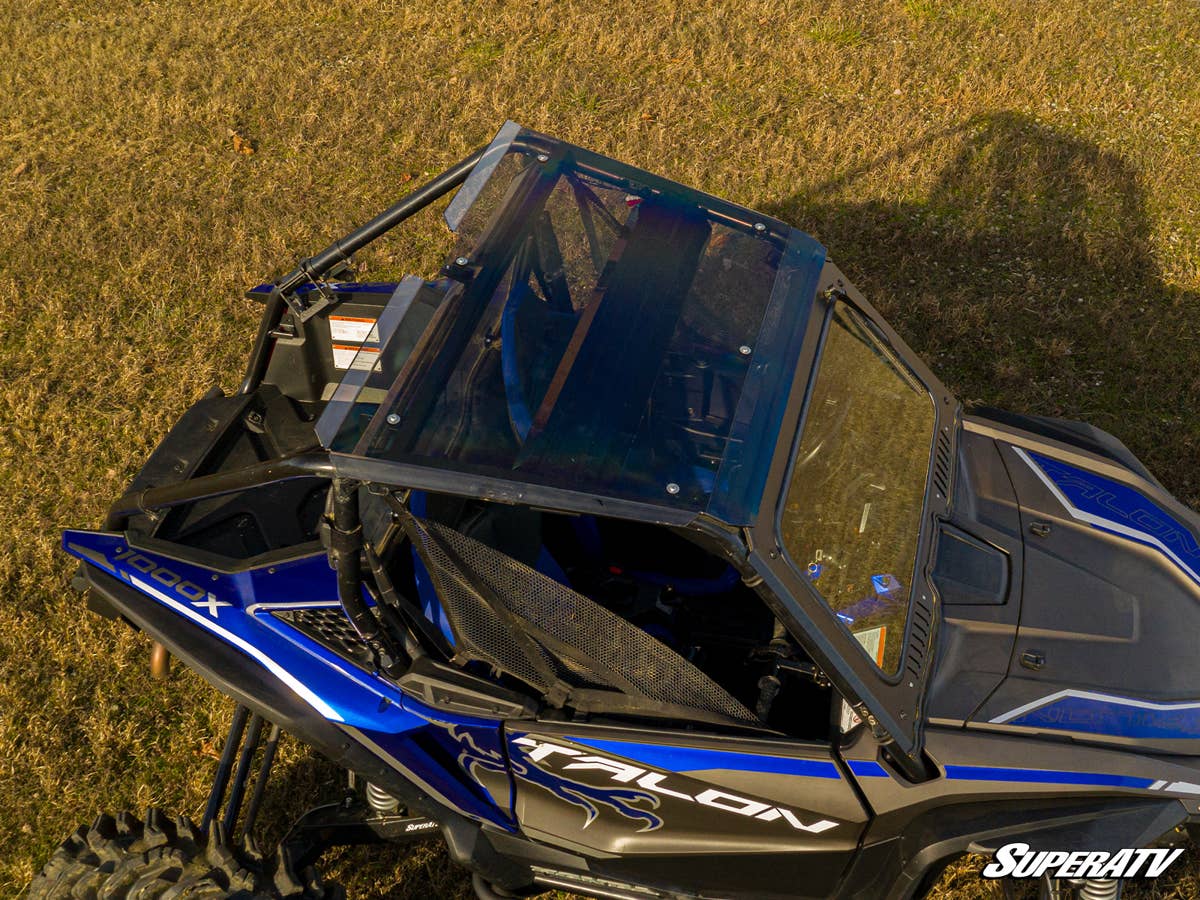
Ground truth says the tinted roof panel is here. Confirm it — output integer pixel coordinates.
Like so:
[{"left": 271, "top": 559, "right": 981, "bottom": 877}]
[{"left": 317, "top": 123, "right": 826, "bottom": 525}]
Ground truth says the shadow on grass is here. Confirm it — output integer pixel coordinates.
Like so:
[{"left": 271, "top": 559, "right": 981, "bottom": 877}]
[{"left": 764, "top": 110, "right": 1199, "bottom": 507}]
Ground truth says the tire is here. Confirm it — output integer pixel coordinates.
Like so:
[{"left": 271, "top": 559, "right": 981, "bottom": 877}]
[{"left": 28, "top": 808, "right": 344, "bottom": 899}]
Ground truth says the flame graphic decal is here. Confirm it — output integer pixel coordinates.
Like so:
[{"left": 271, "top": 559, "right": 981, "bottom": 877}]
[{"left": 508, "top": 740, "right": 663, "bottom": 832}]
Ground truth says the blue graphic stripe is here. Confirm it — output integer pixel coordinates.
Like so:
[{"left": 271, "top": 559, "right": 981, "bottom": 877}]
[
  {"left": 565, "top": 736, "right": 841, "bottom": 779},
  {"left": 1005, "top": 694, "right": 1200, "bottom": 739},
  {"left": 945, "top": 765, "right": 1155, "bottom": 789},
  {"left": 1026, "top": 450, "right": 1200, "bottom": 587},
  {"left": 847, "top": 760, "right": 889, "bottom": 777}
]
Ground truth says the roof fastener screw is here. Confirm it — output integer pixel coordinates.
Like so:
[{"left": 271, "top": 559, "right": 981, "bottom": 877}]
[
  {"left": 455, "top": 256, "right": 470, "bottom": 266},
  {"left": 739, "top": 345, "right": 752, "bottom": 356},
  {"left": 536, "top": 153, "right": 550, "bottom": 163},
  {"left": 753, "top": 222, "right": 767, "bottom": 233},
  {"left": 386, "top": 413, "right": 401, "bottom": 426},
  {"left": 666, "top": 482, "right": 681, "bottom": 495}
]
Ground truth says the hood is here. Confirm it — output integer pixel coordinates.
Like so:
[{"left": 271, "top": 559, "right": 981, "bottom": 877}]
[{"left": 931, "top": 412, "right": 1200, "bottom": 754}]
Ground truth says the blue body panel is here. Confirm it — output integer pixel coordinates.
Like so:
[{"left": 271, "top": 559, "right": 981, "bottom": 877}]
[
  {"left": 1025, "top": 449, "right": 1200, "bottom": 588},
  {"left": 565, "top": 736, "right": 842, "bottom": 779},
  {"left": 61, "top": 524, "right": 1199, "bottom": 849},
  {"left": 944, "top": 765, "right": 1156, "bottom": 789},
  {"left": 61, "top": 529, "right": 516, "bottom": 830},
  {"left": 1000, "top": 692, "right": 1200, "bottom": 740}
]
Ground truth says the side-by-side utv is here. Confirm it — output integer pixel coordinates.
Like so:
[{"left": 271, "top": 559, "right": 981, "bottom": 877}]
[{"left": 33, "top": 122, "right": 1200, "bottom": 900}]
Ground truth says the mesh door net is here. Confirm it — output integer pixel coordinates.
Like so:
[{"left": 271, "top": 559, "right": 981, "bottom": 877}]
[{"left": 409, "top": 517, "right": 758, "bottom": 725}]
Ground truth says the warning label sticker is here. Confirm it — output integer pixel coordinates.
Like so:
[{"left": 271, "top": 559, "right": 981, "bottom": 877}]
[
  {"left": 840, "top": 700, "right": 862, "bottom": 733},
  {"left": 330, "top": 315, "right": 380, "bottom": 370},
  {"left": 853, "top": 625, "right": 888, "bottom": 668},
  {"left": 333, "top": 344, "right": 380, "bottom": 371},
  {"left": 329, "top": 315, "right": 378, "bottom": 344}
]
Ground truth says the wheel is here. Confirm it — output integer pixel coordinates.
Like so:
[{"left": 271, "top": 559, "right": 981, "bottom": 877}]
[{"left": 28, "top": 808, "right": 343, "bottom": 899}]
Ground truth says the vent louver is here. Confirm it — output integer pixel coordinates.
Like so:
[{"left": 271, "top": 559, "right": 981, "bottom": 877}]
[{"left": 933, "top": 427, "right": 953, "bottom": 500}]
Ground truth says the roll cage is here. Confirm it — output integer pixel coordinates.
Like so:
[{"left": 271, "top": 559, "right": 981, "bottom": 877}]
[{"left": 107, "top": 123, "right": 959, "bottom": 780}]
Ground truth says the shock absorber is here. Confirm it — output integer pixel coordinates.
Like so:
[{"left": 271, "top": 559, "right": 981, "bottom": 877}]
[
  {"left": 1075, "top": 879, "right": 1121, "bottom": 900},
  {"left": 364, "top": 781, "right": 401, "bottom": 814}
]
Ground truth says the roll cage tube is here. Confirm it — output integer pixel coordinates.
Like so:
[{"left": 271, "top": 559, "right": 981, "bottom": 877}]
[
  {"left": 239, "top": 143, "right": 489, "bottom": 396},
  {"left": 107, "top": 450, "right": 336, "bottom": 526},
  {"left": 107, "top": 444, "right": 457, "bottom": 661}
]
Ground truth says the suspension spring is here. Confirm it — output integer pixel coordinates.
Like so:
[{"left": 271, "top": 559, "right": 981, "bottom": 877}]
[
  {"left": 1075, "top": 878, "right": 1121, "bottom": 900},
  {"left": 365, "top": 781, "right": 401, "bottom": 814}
]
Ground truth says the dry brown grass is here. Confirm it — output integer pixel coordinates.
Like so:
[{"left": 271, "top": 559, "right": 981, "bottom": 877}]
[{"left": 1, "top": 0, "right": 1199, "bottom": 896}]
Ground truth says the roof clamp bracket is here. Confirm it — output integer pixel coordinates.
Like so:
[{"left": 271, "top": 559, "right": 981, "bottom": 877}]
[
  {"left": 127, "top": 489, "right": 162, "bottom": 523},
  {"left": 442, "top": 255, "right": 478, "bottom": 283},
  {"left": 280, "top": 255, "right": 353, "bottom": 323}
]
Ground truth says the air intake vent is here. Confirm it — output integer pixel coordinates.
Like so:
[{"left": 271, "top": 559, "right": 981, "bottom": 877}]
[
  {"left": 906, "top": 595, "right": 933, "bottom": 680},
  {"left": 932, "top": 427, "right": 953, "bottom": 500},
  {"left": 273, "top": 607, "right": 373, "bottom": 669}
]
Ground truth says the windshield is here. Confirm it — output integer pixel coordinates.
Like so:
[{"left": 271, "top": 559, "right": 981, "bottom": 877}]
[
  {"left": 779, "top": 301, "right": 935, "bottom": 674},
  {"left": 316, "top": 123, "right": 827, "bottom": 523}
]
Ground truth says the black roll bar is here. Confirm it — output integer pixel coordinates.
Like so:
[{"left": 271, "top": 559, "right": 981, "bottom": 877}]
[
  {"left": 239, "top": 144, "right": 489, "bottom": 395},
  {"left": 109, "top": 451, "right": 335, "bottom": 520}
]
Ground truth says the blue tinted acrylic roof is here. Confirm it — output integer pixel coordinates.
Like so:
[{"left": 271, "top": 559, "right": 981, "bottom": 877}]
[{"left": 317, "top": 122, "right": 826, "bottom": 525}]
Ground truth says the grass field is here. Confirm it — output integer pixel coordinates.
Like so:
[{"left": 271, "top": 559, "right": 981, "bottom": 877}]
[{"left": 1, "top": 0, "right": 1198, "bottom": 896}]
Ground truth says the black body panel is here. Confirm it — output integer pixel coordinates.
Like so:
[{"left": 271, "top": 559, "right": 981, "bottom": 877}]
[
  {"left": 968, "top": 406, "right": 1164, "bottom": 490},
  {"left": 925, "top": 428, "right": 1024, "bottom": 725},
  {"left": 505, "top": 722, "right": 867, "bottom": 899},
  {"left": 975, "top": 435, "right": 1200, "bottom": 751}
]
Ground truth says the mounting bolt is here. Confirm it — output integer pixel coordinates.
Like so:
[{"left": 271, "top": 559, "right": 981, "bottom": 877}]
[
  {"left": 1020, "top": 649, "right": 1046, "bottom": 671},
  {"left": 739, "top": 345, "right": 753, "bottom": 356},
  {"left": 666, "top": 482, "right": 681, "bottom": 495},
  {"left": 455, "top": 256, "right": 470, "bottom": 267},
  {"left": 386, "top": 413, "right": 401, "bottom": 426},
  {"left": 753, "top": 222, "right": 767, "bottom": 233},
  {"left": 536, "top": 153, "right": 550, "bottom": 163}
]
